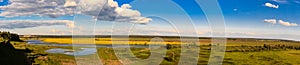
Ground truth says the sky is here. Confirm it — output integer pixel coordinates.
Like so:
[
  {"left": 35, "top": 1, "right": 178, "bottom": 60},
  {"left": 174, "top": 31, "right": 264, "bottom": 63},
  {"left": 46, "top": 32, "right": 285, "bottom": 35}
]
[{"left": 0, "top": 0, "right": 300, "bottom": 41}]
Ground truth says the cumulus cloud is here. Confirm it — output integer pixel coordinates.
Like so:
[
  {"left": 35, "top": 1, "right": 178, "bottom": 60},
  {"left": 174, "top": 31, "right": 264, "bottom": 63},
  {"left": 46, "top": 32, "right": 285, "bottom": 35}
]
[
  {"left": 278, "top": 20, "right": 298, "bottom": 26},
  {"left": 263, "top": 19, "right": 298, "bottom": 27},
  {"left": 264, "top": 3, "right": 279, "bottom": 8},
  {"left": 0, "top": 0, "right": 151, "bottom": 24},
  {"left": 264, "top": 19, "right": 277, "bottom": 24},
  {"left": 79, "top": 0, "right": 152, "bottom": 23},
  {"left": 64, "top": 0, "right": 77, "bottom": 7},
  {"left": 0, "top": 20, "right": 74, "bottom": 29},
  {"left": 0, "top": 0, "right": 76, "bottom": 18}
]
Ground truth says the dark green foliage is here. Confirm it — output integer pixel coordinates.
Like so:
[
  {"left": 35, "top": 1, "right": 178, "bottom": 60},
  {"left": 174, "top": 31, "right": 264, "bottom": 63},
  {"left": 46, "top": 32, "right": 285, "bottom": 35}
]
[
  {"left": 144, "top": 42, "right": 147, "bottom": 46},
  {"left": 166, "top": 44, "right": 181, "bottom": 49},
  {"left": 226, "top": 44, "right": 300, "bottom": 52},
  {"left": 0, "top": 31, "right": 24, "bottom": 42},
  {"left": 164, "top": 52, "right": 176, "bottom": 62},
  {"left": 166, "top": 44, "right": 172, "bottom": 49},
  {"left": 0, "top": 31, "right": 30, "bottom": 65}
]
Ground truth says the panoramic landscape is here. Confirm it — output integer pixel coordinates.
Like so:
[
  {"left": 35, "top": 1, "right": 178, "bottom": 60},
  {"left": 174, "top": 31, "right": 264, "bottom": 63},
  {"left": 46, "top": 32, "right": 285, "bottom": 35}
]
[
  {"left": 1, "top": 0, "right": 300, "bottom": 65},
  {"left": 1, "top": 32, "right": 300, "bottom": 65}
]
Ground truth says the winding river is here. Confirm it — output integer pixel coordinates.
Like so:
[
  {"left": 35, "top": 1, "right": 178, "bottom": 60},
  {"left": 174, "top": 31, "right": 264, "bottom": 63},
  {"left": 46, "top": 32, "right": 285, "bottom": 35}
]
[{"left": 26, "top": 40, "right": 152, "bottom": 56}]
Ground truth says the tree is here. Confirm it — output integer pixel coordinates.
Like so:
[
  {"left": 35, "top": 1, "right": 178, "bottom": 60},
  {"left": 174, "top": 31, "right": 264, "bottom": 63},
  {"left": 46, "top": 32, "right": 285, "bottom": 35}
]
[
  {"left": 0, "top": 31, "right": 31, "bottom": 65},
  {"left": 166, "top": 44, "right": 173, "bottom": 49}
]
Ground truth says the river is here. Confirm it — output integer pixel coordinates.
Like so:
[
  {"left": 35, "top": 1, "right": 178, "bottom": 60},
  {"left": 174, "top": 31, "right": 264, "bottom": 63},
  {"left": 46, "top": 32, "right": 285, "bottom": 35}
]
[{"left": 26, "top": 40, "right": 158, "bottom": 56}]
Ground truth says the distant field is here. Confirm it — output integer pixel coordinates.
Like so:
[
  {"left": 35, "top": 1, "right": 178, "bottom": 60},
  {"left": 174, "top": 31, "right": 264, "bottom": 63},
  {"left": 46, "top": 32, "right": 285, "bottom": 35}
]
[
  {"left": 22, "top": 37, "right": 300, "bottom": 46},
  {"left": 23, "top": 37, "right": 207, "bottom": 44}
]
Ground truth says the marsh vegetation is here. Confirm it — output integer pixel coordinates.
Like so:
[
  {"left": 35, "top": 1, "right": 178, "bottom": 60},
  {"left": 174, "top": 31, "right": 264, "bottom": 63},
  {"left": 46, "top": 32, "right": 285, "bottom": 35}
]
[
  {"left": 16, "top": 36, "right": 300, "bottom": 65},
  {"left": 1, "top": 33, "right": 299, "bottom": 65}
]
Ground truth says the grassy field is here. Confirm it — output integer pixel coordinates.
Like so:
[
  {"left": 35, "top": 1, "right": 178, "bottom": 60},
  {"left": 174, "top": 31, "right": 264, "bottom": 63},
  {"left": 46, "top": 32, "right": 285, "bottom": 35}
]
[
  {"left": 12, "top": 42, "right": 76, "bottom": 65},
  {"left": 17, "top": 37, "right": 300, "bottom": 65},
  {"left": 31, "top": 37, "right": 298, "bottom": 45},
  {"left": 95, "top": 45, "right": 300, "bottom": 65},
  {"left": 35, "top": 38, "right": 183, "bottom": 44}
]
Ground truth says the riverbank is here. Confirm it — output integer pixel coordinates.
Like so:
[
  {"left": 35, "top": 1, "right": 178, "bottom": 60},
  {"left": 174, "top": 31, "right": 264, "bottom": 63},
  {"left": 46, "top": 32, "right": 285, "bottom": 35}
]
[
  {"left": 14, "top": 41, "right": 300, "bottom": 65},
  {"left": 12, "top": 41, "right": 76, "bottom": 65},
  {"left": 16, "top": 37, "right": 300, "bottom": 65}
]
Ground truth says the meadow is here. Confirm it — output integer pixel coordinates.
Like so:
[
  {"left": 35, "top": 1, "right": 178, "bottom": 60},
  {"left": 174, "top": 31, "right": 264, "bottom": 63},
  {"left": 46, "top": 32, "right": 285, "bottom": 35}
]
[{"left": 17, "top": 37, "right": 300, "bottom": 65}]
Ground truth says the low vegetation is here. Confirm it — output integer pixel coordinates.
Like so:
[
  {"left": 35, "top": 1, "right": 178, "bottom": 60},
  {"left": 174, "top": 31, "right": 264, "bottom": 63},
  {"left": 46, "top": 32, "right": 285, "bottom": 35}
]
[{"left": 3, "top": 33, "right": 300, "bottom": 65}]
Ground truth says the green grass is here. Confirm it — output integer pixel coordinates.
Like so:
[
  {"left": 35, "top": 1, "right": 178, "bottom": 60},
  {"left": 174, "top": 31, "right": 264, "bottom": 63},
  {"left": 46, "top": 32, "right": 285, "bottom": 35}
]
[
  {"left": 91, "top": 42, "right": 300, "bottom": 65},
  {"left": 12, "top": 38, "right": 300, "bottom": 65},
  {"left": 224, "top": 50, "right": 300, "bottom": 65},
  {"left": 12, "top": 42, "right": 76, "bottom": 65}
]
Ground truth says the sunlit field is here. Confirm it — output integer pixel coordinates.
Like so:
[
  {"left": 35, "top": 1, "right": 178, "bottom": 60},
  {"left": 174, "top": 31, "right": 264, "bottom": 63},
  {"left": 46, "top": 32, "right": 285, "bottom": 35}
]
[
  {"left": 32, "top": 38, "right": 205, "bottom": 44},
  {"left": 16, "top": 37, "right": 300, "bottom": 65}
]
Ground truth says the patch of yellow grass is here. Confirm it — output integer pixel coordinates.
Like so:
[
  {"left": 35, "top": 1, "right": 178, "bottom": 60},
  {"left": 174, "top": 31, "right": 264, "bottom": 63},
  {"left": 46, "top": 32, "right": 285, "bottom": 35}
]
[
  {"left": 38, "top": 38, "right": 184, "bottom": 44},
  {"left": 26, "top": 38, "right": 300, "bottom": 46}
]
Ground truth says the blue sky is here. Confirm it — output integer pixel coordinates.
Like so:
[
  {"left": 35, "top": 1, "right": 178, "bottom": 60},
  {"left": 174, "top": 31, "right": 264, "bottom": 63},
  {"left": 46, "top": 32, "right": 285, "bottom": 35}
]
[{"left": 0, "top": 0, "right": 300, "bottom": 40}]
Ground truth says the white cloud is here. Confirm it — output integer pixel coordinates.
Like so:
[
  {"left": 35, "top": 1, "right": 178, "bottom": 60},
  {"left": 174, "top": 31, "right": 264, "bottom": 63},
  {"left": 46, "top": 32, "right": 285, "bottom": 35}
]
[
  {"left": 264, "top": 19, "right": 277, "bottom": 24},
  {"left": 263, "top": 19, "right": 298, "bottom": 27},
  {"left": 0, "top": 0, "right": 75, "bottom": 18},
  {"left": 264, "top": 3, "right": 279, "bottom": 8},
  {"left": 64, "top": 0, "right": 77, "bottom": 7},
  {"left": 278, "top": 20, "right": 298, "bottom": 26},
  {"left": 0, "top": 20, "right": 74, "bottom": 29},
  {"left": 0, "top": 0, "right": 151, "bottom": 24},
  {"left": 80, "top": 0, "right": 152, "bottom": 24}
]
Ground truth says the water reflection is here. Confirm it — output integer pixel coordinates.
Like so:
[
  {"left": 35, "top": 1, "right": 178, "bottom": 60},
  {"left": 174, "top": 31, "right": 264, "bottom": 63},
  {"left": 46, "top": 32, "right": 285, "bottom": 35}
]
[
  {"left": 28, "top": 40, "right": 157, "bottom": 56},
  {"left": 26, "top": 40, "right": 151, "bottom": 48},
  {"left": 45, "top": 48, "right": 97, "bottom": 56}
]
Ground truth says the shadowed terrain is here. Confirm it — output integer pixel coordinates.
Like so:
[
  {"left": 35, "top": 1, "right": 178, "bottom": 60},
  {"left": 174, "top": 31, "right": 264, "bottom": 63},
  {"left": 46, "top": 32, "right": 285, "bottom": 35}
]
[{"left": 0, "top": 32, "right": 31, "bottom": 65}]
